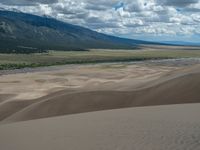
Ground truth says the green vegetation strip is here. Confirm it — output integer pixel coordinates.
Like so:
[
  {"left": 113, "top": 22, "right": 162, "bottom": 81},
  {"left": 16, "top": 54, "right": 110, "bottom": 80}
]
[{"left": 0, "top": 50, "right": 200, "bottom": 70}]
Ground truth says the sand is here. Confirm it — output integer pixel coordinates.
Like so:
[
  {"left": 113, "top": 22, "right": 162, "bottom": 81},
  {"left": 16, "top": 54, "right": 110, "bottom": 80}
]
[
  {"left": 2, "top": 64, "right": 200, "bottom": 123},
  {"left": 0, "top": 62, "right": 175, "bottom": 122},
  {"left": 0, "top": 103, "right": 199, "bottom": 150},
  {"left": 0, "top": 59, "right": 200, "bottom": 123},
  {"left": 0, "top": 58, "right": 200, "bottom": 149}
]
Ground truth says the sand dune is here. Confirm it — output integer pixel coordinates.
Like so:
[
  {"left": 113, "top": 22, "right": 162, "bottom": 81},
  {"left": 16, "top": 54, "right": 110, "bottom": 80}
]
[
  {"left": 0, "top": 63, "right": 173, "bottom": 122},
  {"left": 0, "top": 61, "right": 200, "bottom": 150},
  {"left": 2, "top": 65, "right": 200, "bottom": 123},
  {"left": 0, "top": 103, "right": 200, "bottom": 150}
]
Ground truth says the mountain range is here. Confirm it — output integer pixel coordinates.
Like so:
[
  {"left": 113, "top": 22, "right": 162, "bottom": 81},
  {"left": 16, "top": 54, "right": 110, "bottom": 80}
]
[{"left": 0, "top": 10, "right": 161, "bottom": 52}]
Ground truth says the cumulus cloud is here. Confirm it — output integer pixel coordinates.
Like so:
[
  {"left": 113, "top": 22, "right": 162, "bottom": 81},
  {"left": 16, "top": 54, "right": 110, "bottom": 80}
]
[{"left": 0, "top": 0, "right": 200, "bottom": 42}]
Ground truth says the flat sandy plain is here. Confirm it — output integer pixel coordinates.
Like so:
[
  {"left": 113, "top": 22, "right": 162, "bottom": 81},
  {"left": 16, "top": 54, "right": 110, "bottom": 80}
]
[{"left": 0, "top": 50, "right": 200, "bottom": 149}]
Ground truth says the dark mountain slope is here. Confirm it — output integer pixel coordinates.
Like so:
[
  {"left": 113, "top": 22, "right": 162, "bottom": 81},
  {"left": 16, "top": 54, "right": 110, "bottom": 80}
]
[{"left": 0, "top": 10, "right": 158, "bottom": 52}]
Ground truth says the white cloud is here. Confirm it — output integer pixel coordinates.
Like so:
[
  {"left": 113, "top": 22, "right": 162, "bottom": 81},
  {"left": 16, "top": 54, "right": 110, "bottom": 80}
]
[{"left": 0, "top": 0, "right": 200, "bottom": 40}]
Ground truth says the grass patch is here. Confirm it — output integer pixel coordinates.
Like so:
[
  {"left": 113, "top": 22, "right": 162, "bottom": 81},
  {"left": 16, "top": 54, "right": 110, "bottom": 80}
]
[{"left": 0, "top": 49, "right": 200, "bottom": 70}]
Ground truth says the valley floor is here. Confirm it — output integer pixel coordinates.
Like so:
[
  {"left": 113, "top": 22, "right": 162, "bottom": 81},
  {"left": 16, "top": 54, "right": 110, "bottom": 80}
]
[{"left": 1, "top": 45, "right": 200, "bottom": 70}]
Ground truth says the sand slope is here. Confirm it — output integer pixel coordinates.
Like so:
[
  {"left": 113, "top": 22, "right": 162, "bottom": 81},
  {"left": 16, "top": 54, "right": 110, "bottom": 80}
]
[
  {"left": 3, "top": 65, "right": 200, "bottom": 123},
  {"left": 0, "top": 94, "right": 15, "bottom": 103},
  {"left": 0, "top": 103, "right": 200, "bottom": 150},
  {"left": 0, "top": 100, "right": 38, "bottom": 121}
]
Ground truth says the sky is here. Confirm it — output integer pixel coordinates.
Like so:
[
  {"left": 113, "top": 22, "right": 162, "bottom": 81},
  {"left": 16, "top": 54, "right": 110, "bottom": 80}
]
[{"left": 0, "top": 0, "right": 200, "bottom": 43}]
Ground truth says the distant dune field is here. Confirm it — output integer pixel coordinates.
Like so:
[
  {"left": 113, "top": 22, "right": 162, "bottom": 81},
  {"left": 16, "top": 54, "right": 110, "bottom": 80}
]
[
  {"left": 0, "top": 59, "right": 200, "bottom": 123},
  {"left": 2, "top": 64, "right": 200, "bottom": 123}
]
